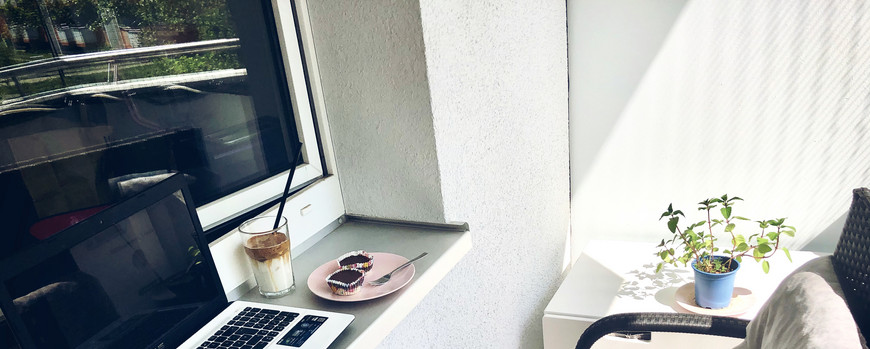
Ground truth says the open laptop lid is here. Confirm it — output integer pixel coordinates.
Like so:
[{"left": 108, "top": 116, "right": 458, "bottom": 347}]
[{"left": 0, "top": 173, "right": 228, "bottom": 349}]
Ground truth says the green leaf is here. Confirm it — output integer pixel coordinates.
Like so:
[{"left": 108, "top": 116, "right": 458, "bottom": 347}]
[
  {"left": 660, "top": 211, "right": 670, "bottom": 220},
  {"left": 783, "top": 230, "right": 795, "bottom": 237},
  {"left": 767, "top": 232, "right": 779, "bottom": 240},
  {"left": 753, "top": 248, "right": 764, "bottom": 258},
  {"left": 659, "top": 251, "right": 669, "bottom": 259},
  {"left": 783, "top": 247, "right": 793, "bottom": 262},
  {"left": 762, "top": 260, "right": 770, "bottom": 273},
  {"left": 656, "top": 263, "right": 664, "bottom": 274},
  {"left": 668, "top": 217, "right": 679, "bottom": 233},
  {"left": 758, "top": 243, "right": 773, "bottom": 253},
  {"left": 725, "top": 223, "right": 736, "bottom": 232},
  {"left": 673, "top": 210, "right": 685, "bottom": 217},
  {"left": 737, "top": 242, "right": 749, "bottom": 251},
  {"left": 734, "top": 235, "right": 746, "bottom": 245},
  {"left": 721, "top": 206, "right": 732, "bottom": 219},
  {"left": 735, "top": 255, "right": 743, "bottom": 263},
  {"left": 658, "top": 239, "right": 666, "bottom": 247},
  {"left": 733, "top": 216, "right": 750, "bottom": 221},
  {"left": 723, "top": 249, "right": 731, "bottom": 255}
]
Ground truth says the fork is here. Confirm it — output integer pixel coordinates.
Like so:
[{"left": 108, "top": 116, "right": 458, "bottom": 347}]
[{"left": 368, "top": 252, "right": 428, "bottom": 286}]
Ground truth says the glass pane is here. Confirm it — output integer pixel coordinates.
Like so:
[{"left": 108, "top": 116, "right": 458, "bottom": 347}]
[
  {"left": 4, "top": 190, "right": 220, "bottom": 349},
  {"left": 0, "top": 0, "right": 301, "bottom": 259}
]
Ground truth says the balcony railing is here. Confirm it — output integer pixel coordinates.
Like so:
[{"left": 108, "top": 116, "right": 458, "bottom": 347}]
[{"left": 0, "top": 38, "right": 243, "bottom": 110}]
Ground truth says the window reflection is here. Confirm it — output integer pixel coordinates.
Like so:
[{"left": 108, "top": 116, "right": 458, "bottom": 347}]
[{"left": 0, "top": 0, "right": 299, "bottom": 259}]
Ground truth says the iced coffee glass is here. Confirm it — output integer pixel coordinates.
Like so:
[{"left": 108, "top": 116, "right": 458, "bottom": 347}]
[{"left": 238, "top": 216, "right": 295, "bottom": 297}]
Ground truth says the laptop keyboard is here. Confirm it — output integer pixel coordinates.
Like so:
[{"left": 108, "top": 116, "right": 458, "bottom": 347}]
[{"left": 198, "top": 307, "right": 298, "bottom": 349}]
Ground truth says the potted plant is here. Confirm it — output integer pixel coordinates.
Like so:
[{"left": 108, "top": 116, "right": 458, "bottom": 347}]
[{"left": 655, "top": 194, "right": 796, "bottom": 309}]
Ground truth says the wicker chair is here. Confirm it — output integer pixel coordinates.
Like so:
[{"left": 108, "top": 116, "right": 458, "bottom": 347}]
[{"left": 575, "top": 188, "right": 870, "bottom": 349}]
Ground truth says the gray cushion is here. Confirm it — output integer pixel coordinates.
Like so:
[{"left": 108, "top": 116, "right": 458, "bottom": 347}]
[{"left": 734, "top": 256, "right": 867, "bottom": 349}]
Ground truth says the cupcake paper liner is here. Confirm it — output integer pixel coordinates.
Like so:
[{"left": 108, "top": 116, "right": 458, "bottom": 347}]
[
  {"left": 336, "top": 250, "right": 374, "bottom": 272},
  {"left": 326, "top": 267, "right": 365, "bottom": 296}
]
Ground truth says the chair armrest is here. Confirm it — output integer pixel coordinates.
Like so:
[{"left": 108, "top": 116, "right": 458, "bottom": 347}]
[{"left": 575, "top": 312, "right": 750, "bottom": 349}]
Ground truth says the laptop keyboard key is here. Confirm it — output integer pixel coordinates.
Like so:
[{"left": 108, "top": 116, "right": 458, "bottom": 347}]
[{"left": 236, "top": 328, "right": 258, "bottom": 335}]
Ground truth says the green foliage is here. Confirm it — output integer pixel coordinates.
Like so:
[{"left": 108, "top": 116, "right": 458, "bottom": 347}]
[
  {"left": 121, "top": 51, "right": 240, "bottom": 79},
  {"left": 655, "top": 194, "right": 796, "bottom": 275},
  {"left": 0, "top": 0, "right": 242, "bottom": 97}
]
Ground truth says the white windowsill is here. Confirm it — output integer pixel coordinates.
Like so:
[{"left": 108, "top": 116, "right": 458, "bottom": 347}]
[{"left": 234, "top": 218, "right": 472, "bottom": 349}]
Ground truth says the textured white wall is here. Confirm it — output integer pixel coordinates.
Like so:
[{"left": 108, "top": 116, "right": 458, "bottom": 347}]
[
  {"left": 306, "top": 0, "right": 446, "bottom": 223},
  {"left": 570, "top": 0, "right": 870, "bottom": 257},
  {"left": 307, "top": 0, "right": 569, "bottom": 348},
  {"left": 381, "top": 1, "right": 569, "bottom": 348}
]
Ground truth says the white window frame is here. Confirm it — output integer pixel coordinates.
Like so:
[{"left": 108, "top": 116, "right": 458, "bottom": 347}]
[{"left": 205, "top": 0, "right": 345, "bottom": 295}]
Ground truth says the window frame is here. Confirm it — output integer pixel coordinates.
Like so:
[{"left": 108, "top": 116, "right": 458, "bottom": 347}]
[
  {"left": 194, "top": 0, "right": 329, "bottom": 232},
  {"left": 204, "top": 0, "right": 345, "bottom": 295}
]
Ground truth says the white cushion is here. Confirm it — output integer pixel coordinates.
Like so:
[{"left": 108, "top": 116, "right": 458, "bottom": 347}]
[{"left": 734, "top": 256, "right": 868, "bottom": 349}]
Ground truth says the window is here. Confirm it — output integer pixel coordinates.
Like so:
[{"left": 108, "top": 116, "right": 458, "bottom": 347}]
[
  {"left": 0, "top": 0, "right": 338, "bottom": 254},
  {"left": 1, "top": 0, "right": 341, "bottom": 344}
]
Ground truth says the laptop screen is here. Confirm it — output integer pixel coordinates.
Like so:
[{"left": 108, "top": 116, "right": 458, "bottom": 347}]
[{"left": 0, "top": 174, "right": 226, "bottom": 349}]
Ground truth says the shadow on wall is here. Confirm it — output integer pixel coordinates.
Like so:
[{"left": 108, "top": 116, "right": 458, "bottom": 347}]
[
  {"left": 570, "top": 0, "right": 870, "bottom": 259},
  {"left": 802, "top": 211, "right": 848, "bottom": 253},
  {"left": 568, "top": 0, "right": 689, "bottom": 184}
]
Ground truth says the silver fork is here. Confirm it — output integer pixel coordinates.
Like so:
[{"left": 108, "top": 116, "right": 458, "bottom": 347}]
[{"left": 368, "top": 252, "right": 428, "bottom": 286}]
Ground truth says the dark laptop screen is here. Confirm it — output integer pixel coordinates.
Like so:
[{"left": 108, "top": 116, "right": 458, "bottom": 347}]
[{"left": 0, "top": 175, "right": 225, "bottom": 349}]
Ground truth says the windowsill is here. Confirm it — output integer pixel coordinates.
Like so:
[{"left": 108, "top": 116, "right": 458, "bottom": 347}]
[{"left": 235, "top": 218, "right": 472, "bottom": 349}]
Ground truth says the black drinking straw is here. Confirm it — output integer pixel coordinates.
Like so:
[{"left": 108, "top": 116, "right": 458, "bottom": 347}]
[{"left": 273, "top": 142, "right": 304, "bottom": 229}]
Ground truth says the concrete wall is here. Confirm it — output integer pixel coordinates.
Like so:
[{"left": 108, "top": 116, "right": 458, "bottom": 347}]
[
  {"left": 307, "top": 0, "right": 569, "bottom": 348},
  {"left": 306, "top": 0, "right": 446, "bottom": 223},
  {"left": 569, "top": 0, "right": 870, "bottom": 257}
]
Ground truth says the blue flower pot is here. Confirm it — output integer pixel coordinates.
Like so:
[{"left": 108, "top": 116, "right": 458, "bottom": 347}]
[{"left": 692, "top": 256, "right": 740, "bottom": 309}]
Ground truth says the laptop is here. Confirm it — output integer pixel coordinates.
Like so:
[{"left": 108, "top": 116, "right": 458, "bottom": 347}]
[{"left": 0, "top": 174, "right": 353, "bottom": 349}]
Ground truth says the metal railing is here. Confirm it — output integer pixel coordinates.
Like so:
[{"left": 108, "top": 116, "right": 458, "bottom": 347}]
[
  {"left": 0, "top": 38, "right": 242, "bottom": 106},
  {"left": 0, "top": 38, "right": 240, "bottom": 80}
]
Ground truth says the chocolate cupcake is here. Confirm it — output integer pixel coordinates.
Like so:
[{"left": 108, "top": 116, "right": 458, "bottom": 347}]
[
  {"left": 336, "top": 250, "right": 374, "bottom": 272},
  {"left": 326, "top": 267, "right": 365, "bottom": 296}
]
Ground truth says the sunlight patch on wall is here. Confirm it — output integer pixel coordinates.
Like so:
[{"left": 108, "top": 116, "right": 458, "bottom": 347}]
[{"left": 573, "top": 0, "right": 870, "bottom": 253}]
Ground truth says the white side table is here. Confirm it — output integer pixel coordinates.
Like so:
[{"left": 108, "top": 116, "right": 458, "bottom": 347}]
[{"left": 542, "top": 240, "right": 821, "bottom": 349}]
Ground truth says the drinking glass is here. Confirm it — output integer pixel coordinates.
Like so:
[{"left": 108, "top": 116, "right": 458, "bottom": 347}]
[{"left": 238, "top": 216, "right": 295, "bottom": 297}]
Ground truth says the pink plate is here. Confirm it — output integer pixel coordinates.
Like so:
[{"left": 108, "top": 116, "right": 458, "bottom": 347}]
[{"left": 307, "top": 252, "right": 416, "bottom": 302}]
